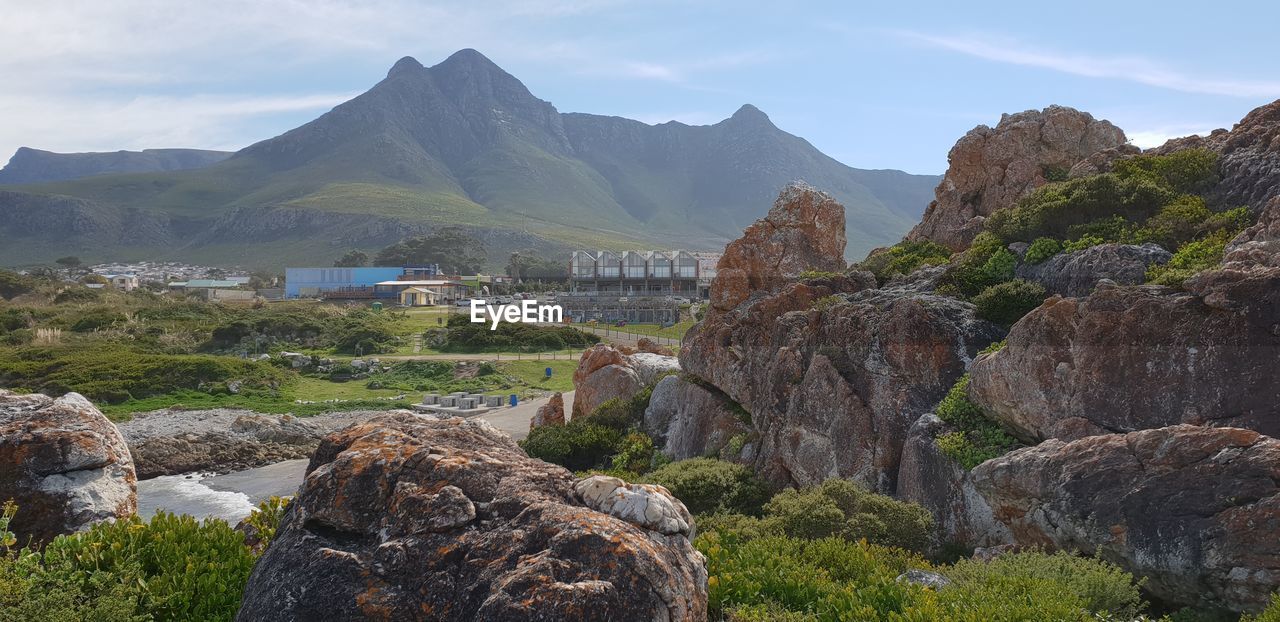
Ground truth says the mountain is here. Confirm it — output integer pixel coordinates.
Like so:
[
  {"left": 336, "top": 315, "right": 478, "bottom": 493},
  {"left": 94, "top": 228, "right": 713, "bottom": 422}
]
[
  {"left": 0, "top": 49, "right": 939, "bottom": 269},
  {"left": 0, "top": 147, "right": 231, "bottom": 184}
]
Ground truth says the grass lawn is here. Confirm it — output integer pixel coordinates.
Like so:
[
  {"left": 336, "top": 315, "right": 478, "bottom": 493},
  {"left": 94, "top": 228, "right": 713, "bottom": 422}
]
[
  {"left": 598, "top": 320, "right": 695, "bottom": 341},
  {"left": 498, "top": 360, "right": 576, "bottom": 393}
]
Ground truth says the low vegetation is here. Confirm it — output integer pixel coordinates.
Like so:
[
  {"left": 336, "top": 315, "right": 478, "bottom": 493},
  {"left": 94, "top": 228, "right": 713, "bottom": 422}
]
[
  {"left": 437, "top": 314, "right": 599, "bottom": 353},
  {"left": 860, "top": 240, "right": 953, "bottom": 283},
  {"left": 972, "top": 279, "right": 1047, "bottom": 326},
  {"left": 933, "top": 374, "right": 1022, "bottom": 469}
]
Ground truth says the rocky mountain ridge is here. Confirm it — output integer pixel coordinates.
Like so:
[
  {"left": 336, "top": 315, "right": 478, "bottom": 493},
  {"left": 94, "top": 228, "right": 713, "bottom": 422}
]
[{"left": 0, "top": 147, "right": 231, "bottom": 184}]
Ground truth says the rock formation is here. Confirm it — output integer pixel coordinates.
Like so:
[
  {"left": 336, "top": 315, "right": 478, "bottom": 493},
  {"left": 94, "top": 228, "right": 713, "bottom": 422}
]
[
  {"left": 896, "top": 414, "right": 1012, "bottom": 548},
  {"left": 571, "top": 344, "right": 678, "bottom": 419},
  {"left": 0, "top": 390, "right": 136, "bottom": 545},
  {"left": 1015, "top": 242, "right": 1170, "bottom": 297},
  {"left": 123, "top": 412, "right": 324, "bottom": 478},
  {"left": 971, "top": 197, "right": 1280, "bottom": 443},
  {"left": 1152, "top": 99, "right": 1280, "bottom": 211},
  {"left": 972, "top": 425, "right": 1280, "bottom": 613},
  {"left": 643, "top": 374, "right": 751, "bottom": 461},
  {"left": 237, "top": 411, "right": 707, "bottom": 621},
  {"left": 682, "top": 188, "right": 1003, "bottom": 490},
  {"left": 530, "top": 392, "right": 566, "bottom": 429},
  {"left": 708, "top": 182, "right": 846, "bottom": 315},
  {"left": 636, "top": 337, "right": 675, "bottom": 356},
  {"left": 907, "top": 106, "right": 1128, "bottom": 250}
]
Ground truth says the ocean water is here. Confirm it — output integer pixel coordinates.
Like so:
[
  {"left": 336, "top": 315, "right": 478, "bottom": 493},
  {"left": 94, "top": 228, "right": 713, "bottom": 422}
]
[{"left": 136, "top": 459, "right": 308, "bottom": 524}]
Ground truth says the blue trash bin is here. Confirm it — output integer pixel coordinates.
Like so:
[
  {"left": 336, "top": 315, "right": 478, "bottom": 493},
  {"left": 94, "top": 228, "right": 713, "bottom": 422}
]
[{"left": 509, "top": 394, "right": 518, "bottom": 407}]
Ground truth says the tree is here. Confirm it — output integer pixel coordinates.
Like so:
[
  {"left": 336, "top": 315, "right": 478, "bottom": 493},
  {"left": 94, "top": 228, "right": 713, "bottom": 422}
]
[
  {"left": 506, "top": 249, "right": 568, "bottom": 281},
  {"left": 373, "top": 227, "right": 486, "bottom": 274},
  {"left": 55, "top": 256, "right": 82, "bottom": 269},
  {"left": 334, "top": 250, "right": 369, "bottom": 267}
]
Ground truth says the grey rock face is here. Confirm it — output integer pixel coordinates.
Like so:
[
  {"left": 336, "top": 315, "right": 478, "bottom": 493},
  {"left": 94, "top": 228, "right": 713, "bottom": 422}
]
[
  {"left": 1015, "top": 243, "right": 1171, "bottom": 297},
  {"left": 0, "top": 390, "right": 136, "bottom": 545},
  {"left": 643, "top": 374, "right": 750, "bottom": 461},
  {"left": 896, "top": 414, "right": 1012, "bottom": 548},
  {"left": 972, "top": 425, "right": 1280, "bottom": 613}
]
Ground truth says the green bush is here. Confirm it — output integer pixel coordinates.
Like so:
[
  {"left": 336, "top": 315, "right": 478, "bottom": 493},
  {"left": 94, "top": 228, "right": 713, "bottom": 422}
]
[
  {"left": 944, "top": 550, "right": 1146, "bottom": 619},
  {"left": 241, "top": 496, "right": 289, "bottom": 552},
  {"left": 1246, "top": 594, "right": 1280, "bottom": 621},
  {"left": 861, "top": 241, "right": 953, "bottom": 282},
  {"left": 1146, "top": 229, "right": 1232, "bottom": 288},
  {"left": 613, "top": 432, "right": 656, "bottom": 474},
  {"left": 1111, "top": 148, "right": 1219, "bottom": 194},
  {"left": 69, "top": 310, "right": 127, "bottom": 333},
  {"left": 986, "top": 173, "right": 1173, "bottom": 243},
  {"left": 520, "top": 419, "right": 624, "bottom": 471},
  {"left": 644, "top": 458, "right": 770, "bottom": 516},
  {"left": 762, "top": 479, "right": 933, "bottom": 553},
  {"left": 934, "top": 375, "right": 1022, "bottom": 469},
  {"left": 0, "top": 271, "right": 36, "bottom": 301},
  {"left": 1023, "top": 237, "right": 1061, "bottom": 264},
  {"left": 439, "top": 313, "right": 599, "bottom": 353},
  {"left": 6, "top": 511, "right": 256, "bottom": 622},
  {"left": 1062, "top": 234, "right": 1106, "bottom": 253},
  {"left": 972, "top": 279, "right": 1046, "bottom": 326},
  {"left": 0, "top": 344, "right": 291, "bottom": 404},
  {"left": 937, "top": 233, "right": 1017, "bottom": 298},
  {"left": 698, "top": 531, "right": 1149, "bottom": 621},
  {"left": 53, "top": 287, "right": 101, "bottom": 304}
]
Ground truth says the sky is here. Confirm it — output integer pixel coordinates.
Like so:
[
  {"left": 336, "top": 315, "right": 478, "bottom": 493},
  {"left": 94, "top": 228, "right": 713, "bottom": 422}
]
[{"left": 1, "top": 0, "right": 1277, "bottom": 175}]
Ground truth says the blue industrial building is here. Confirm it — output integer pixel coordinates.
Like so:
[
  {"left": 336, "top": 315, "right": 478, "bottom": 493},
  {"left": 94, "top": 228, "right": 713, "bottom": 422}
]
[{"left": 284, "top": 267, "right": 405, "bottom": 299}]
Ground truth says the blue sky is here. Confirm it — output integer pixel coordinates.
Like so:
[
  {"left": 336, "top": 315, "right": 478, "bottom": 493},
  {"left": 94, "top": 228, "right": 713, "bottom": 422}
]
[{"left": 2, "top": 0, "right": 1277, "bottom": 174}]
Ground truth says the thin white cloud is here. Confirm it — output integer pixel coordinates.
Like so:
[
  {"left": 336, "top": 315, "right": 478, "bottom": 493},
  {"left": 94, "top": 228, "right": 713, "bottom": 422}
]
[
  {"left": 1126, "top": 127, "right": 1216, "bottom": 149},
  {"left": 893, "top": 30, "right": 1280, "bottom": 98},
  {"left": 0, "top": 92, "right": 356, "bottom": 156}
]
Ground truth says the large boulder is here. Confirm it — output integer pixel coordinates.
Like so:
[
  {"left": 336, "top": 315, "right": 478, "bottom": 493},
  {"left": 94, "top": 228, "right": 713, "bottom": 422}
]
[
  {"left": 708, "top": 182, "right": 846, "bottom": 315},
  {"left": 123, "top": 412, "right": 324, "bottom": 478},
  {"left": 971, "top": 425, "right": 1280, "bottom": 613},
  {"left": 643, "top": 374, "right": 751, "bottom": 461},
  {"left": 1015, "top": 242, "right": 1171, "bottom": 297},
  {"left": 683, "top": 273, "right": 1004, "bottom": 490},
  {"left": 0, "top": 390, "right": 136, "bottom": 545},
  {"left": 571, "top": 344, "right": 678, "bottom": 419},
  {"left": 237, "top": 412, "right": 707, "bottom": 622},
  {"left": 896, "top": 414, "right": 1012, "bottom": 548},
  {"left": 970, "top": 201, "right": 1280, "bottom": 443},
  {"left": 907, "top": 106, "right": 1128, "bottom": 250}
]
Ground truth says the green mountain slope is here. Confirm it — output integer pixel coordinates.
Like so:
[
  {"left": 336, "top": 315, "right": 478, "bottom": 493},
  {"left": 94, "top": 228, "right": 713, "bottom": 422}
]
[
  {"left": 0, "top": 147, "right": 231, "bottom": 184},
  {"left": 0, "top": 49, "right": 938, "bottom": 269}
]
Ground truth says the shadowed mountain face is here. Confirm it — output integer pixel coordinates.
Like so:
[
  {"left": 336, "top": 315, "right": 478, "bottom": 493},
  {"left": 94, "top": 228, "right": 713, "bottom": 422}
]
[
  {"left": 0, "top": 49, "right": 938, "bottom": 269},
  {"left": 0, "top": 148, "right": 231, "bottom": 184}
]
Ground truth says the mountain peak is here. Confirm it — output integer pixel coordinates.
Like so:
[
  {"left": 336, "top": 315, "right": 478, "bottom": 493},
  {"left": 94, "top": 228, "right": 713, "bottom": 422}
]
[
  {"left": 731, "top": 104, "right": 771, "bottom": 122},
  {"left": 387, "top": 56, "right": 424, "bottom": 78},
  {"left": 437, "top": 48, "right": 500, "bottom": 71}
]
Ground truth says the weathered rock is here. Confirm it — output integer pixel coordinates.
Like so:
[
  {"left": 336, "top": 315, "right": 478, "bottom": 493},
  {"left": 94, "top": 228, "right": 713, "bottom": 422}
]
[
  {"left": 125, "top": 413, "right": 324, "bottom": 478},
  {"left": 636, "top": 337, "right": 675, "bottom": 356},
  {"left": 896, "top": 414, "right": 1012, "bottom": 548},
  {"left": 237, "top": 412, "right": 707, "bottom": 622},
  {"left": 907, "top": 106, "right": 1128, "bottom": 250},
  {"left": 530, "top": 392, "right": 565, "bottom": 429},
  {"left": 1015, "top": 242, "right": 1171, "bottom": 297},
  {"left": 1067, "top": 144, "right": 1142, "bottom": 178},
  {"left": 683, "top": 273, "right": 1004, "bottom": 490},
  {"left": 574, "top": 476, "right": 693, "bottom": 536},
  {"left": 1153, "top": 99, "right": 1280, "bottom": 211},
  {"left": 571, "top": 344, "right": 678, "bottom": 419},
  {"left": 708, "top": 182, "right": 846, "bottom": 315},
  {"left": 896, "top": 569, "right": 951, "bottom": 590},
  {"left": 643, "top": 374, "right": 750, "bottom": 461},
  {"left": 0, "top": 390, "right": 136, "bottom": 545},
  {"left": 972, "top": 425, "right": 1280, "bottom": 613},
  {"left": 971, "top": 271, "right": 1280, "bottom": 444}
]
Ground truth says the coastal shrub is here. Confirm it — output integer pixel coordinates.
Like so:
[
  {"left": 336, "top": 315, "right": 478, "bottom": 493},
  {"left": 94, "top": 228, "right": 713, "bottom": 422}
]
[
  {"left": 945, "top": 550, "right": 1146, "bottom": 619},
  {"left": 69, "top": 309, "right": 127, "bottom": 333},
  {"left": 698, "top": 530, "right": 1153, "bottom": 621},
  {"left": 586, "top": 384, "right": 658, "bottom": 432},
  {"left": 1146, "top": 229, "right": 1232, "bottom": 288},
  {"left": 972, "top": 279, "right": 1047, "bottom": 326},
  {"left": 241, "top": 496, "right": 289, "bottom": 552},
  {"left": 644, "top": 458, "right": 770, "bottom": 516},
  {"left": 330, "top": 309, "right": 399, "bottom": 354},
  {"left": 1062, "top": 234, "right": 1106, "bottom": 253},
  {"left": 934, "top": 374, "right": 1022, "bottom": 469},
  {"left": 1111, "top": 148, "right": 1219, "bottom": 194},
  {"left": 762, "top": 479, "right": 933, "bottom": 553},
  {"left": 861, "top": 240, "right": 952, "bottom": 282},
  {"left": 1246, "top": 595, "right": 1280, "bottom": 621},
  {"left": 53, "top": 287, "right": 100, "bottom": 304},
  {"left": 937, "top": 233, "right": 1016, "bottom": 298},
  {"left": 0, "top": 344, "right": 291, "bottom": 404},
  {"left": 0, "top": 270, "right": 36, "bottom": 300},
  {"left": 986, "top": 173, "right": 1173, "bottom": 243},
  {"left": 612, "top": 432, "right": 656, "bottom": 473},
  {"left": 520, "top": 419, "right": 624, "bottom": 472},
  {"left": 5, "top": 511, "right": 256, "bottom": 622},
  {"left": 1023, "top": 237, "right": 1061, "bottom": 264},
  {"left": 439, "top": 314, "right": 598, "bottom": 352}
]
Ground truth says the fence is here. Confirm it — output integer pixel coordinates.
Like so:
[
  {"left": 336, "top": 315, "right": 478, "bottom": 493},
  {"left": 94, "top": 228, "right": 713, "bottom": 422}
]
[{"left": 574, "top": 325, "right": 681, "bottom": 347}]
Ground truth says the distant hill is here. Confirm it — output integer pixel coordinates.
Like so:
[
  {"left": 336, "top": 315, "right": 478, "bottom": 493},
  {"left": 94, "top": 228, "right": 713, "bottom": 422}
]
[
  {"left": 0, "top": 147, "right": 231, "bottom": 184},
  {"left": 0, "top": 49, "right": 939, "bottom": 269}
]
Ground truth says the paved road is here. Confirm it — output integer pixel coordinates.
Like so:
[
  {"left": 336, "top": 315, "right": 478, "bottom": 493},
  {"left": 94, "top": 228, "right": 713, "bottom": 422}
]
[{"left": 475, "top": 391, "right": 575, "bottom": 442}]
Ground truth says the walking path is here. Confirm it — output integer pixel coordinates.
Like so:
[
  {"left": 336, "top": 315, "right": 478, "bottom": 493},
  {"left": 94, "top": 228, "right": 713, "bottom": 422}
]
[{"left": 474, "top": 390, "right": 575, "bottom": 442}]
